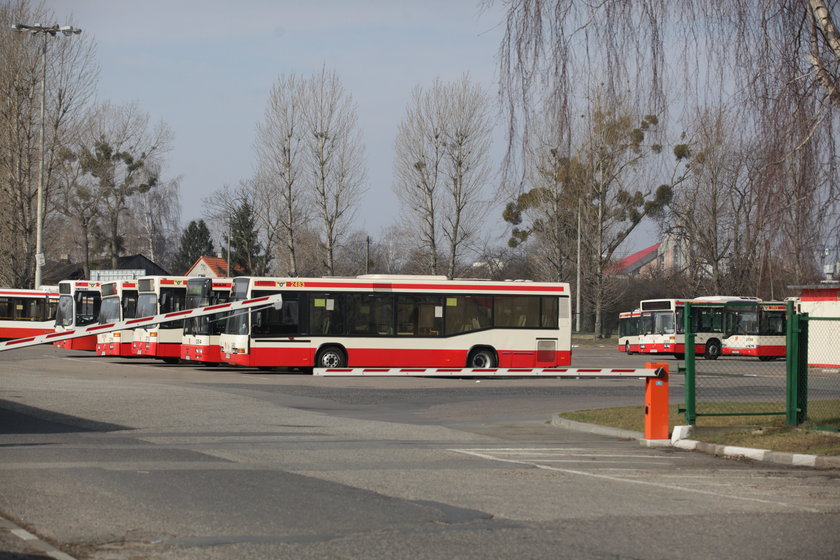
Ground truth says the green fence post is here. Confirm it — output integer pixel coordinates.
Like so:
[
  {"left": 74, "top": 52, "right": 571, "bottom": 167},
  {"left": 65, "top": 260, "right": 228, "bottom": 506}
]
[
  {"left": 786, "top": 301, "right": 809, "bottom": 426},
  {"left": 797, "top": 313, "right": 809, "bottom": 425},
  {"left": 684, "top": 301, "right": 696, "bottom": 425},
  {"left": 785, "top": 300, "right": 798, "bottom": 426}
]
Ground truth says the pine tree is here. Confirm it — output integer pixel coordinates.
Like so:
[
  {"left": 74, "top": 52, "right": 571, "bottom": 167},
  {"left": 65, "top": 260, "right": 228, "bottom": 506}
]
[
  {"left": 173, "top": 220, "right": 215, "bottom": 274},
  {"left": 224, "top": 201, "right": 269, "bottom": 275}
]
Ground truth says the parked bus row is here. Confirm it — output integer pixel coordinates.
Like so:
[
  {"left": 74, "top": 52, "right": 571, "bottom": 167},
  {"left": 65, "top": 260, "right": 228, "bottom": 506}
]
[
  {"left": 617, "top": 296, "right": 787, "bottom": 361},
  {"left": 28, "top": 275, "right": 573, "bottom": 371}
]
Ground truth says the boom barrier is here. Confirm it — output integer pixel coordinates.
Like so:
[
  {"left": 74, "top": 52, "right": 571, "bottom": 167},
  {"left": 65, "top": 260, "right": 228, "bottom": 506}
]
[
  {"left": 315, "top": 362, "right": 672, "bottom": 442},
  {"left": 0, "top": 294, "right": 283, "bottom": 353},
  {"left": 314, "top": 367, "right": 663, "bottom": 378}
]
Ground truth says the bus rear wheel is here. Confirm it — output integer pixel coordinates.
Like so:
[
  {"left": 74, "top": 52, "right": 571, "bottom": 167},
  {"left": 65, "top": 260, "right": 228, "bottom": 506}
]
[
  {"left": 316, "top": 346, "right": 347, "bottom": 368},
  {"left": 467, "top": 348, "right": 497, "bottom": 368}
]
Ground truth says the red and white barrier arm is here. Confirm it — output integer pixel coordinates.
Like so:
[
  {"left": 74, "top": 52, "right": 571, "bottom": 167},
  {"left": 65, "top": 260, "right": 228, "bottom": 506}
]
[
  {"left": 0, "top": 294, "right": 283, "bottom": 353},
  {"left": 314, "top": 367, "right": 664, "bottom": 378}
]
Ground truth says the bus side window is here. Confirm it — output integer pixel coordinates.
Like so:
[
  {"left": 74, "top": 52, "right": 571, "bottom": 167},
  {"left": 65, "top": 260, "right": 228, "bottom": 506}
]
[
  {"left": 396, "top": 295, "right": 443, "bottom": 336},
  {"left": 494, "top": 296, "right": 540, "bottom": 328},
  {"left": 346, "top": 294, "right": 393, "bottom": 336},
  {"left": 444, "top": 296, "right": 492, "bottom": 335},
  {"left": 309, "top": 293, "right": 344, "bottom": 335},
  {"left": 541, "top": 297, "right": 559, "bottom": 328}
]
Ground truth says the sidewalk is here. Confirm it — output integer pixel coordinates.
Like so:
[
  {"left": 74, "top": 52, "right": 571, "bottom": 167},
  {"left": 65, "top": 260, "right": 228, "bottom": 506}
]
[{"left": 551, "top": 415, "right": 840, "bottom": 469}]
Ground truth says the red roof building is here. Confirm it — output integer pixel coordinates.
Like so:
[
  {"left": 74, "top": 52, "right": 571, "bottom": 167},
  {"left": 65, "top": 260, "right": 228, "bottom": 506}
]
[
  {"left": 185, "top": 256, "right": 230, "bottom": 278},
  {"left": 608, "top": 243, "right": 661, "bottom": 276}
]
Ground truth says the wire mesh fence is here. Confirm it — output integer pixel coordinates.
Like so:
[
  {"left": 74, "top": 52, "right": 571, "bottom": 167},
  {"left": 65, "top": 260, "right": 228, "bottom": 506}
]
[
  {"left": 682, "top": 301, "right": 789, "bottom": 426},
  {"left": 803, "top": 317, "right": 840, "bottom": 431},
  {"left": 682, "top": 301, "right": 840, "bottom": 432},
  {"left": 692, "top": 353, "right": 787, "bottom": 422}
]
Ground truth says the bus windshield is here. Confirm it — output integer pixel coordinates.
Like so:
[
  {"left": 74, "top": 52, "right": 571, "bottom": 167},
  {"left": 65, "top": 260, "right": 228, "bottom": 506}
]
[
  {"left": 98, "top": 298, "right": 122, "bottom": 323},
  {"left": 136, "top": 294, "right": 157, "bottom": 318},
  {"left": 653, "top": 311, "right": 675, "bottom": 334},
  {"left": 55, "top": 295, "right": 74, "bottom": 327}
]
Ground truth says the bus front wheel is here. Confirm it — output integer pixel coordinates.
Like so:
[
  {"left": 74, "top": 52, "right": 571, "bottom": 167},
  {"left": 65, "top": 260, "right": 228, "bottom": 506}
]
[
  {"left": 468, "top": 348, "right": 497, "bottom": 368},
  {"left": 704, "top": 340, "right": 721, "bottom": 360},
  {"left": 316, "top": 346, "right": 347, "bottom": 368}
]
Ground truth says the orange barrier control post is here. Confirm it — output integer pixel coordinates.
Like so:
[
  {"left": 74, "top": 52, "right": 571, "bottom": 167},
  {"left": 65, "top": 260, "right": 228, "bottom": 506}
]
[{"left": 644, "top": 362, "right": 670, "bottom": 442}]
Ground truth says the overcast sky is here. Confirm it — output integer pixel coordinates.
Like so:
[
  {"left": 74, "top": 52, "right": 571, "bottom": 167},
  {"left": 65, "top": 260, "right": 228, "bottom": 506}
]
[{"left": 40, "top": 1, "right": 507, "bottom": 236}]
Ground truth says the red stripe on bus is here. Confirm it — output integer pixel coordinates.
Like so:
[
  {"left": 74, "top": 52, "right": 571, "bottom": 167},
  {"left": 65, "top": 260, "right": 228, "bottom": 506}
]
[{"left": 250, "top": 281, "right": 565, "bottom": 293}]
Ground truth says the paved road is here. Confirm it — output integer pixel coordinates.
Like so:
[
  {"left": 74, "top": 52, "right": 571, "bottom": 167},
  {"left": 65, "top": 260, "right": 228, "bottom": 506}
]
[{"left": 0, "top": 345, "right": 838, "bottom": 559}]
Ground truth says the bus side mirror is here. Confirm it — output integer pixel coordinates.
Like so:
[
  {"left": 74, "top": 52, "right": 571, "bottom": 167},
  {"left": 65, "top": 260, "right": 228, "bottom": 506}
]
[{"left": 273, "top": 300, "right": 282, "bottom": 310}]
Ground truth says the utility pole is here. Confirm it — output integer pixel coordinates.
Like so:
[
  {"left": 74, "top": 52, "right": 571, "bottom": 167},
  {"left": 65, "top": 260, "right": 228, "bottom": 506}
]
[{"left": 10, "top": 23, "right": 82, "bottom": 287}]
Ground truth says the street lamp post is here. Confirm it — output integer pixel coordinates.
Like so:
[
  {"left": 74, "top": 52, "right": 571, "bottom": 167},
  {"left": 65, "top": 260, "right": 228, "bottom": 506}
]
[{"left": 10, "top": 23, "right": 82, "bottom": 288}]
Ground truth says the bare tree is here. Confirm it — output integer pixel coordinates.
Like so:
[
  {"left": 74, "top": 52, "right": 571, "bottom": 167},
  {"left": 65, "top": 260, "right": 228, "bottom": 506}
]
[
  {"left": 0, "top": 0, "right": 97, "bottom": 286},
  {"left": 394, "top": 75, "right": 492, "bottom": 278},
  {"left": 394, "top": 80, "right": 447, "bottom": 274},
  {"left": 301, "top": 68, "right": 366, "bottom": 276},
  {"left": 253, "top": 74, "right": 309, "bottom": 276},
  {"left": 125, "top": 171, "right": 181, "bottom": 270},
  {"left": 53, "top": 144, "right": 101, "bottom": 278},
  {"left": 494, "top": 0, "right": 840, "bottom": 307},
  {"left": 503, "top": 100, "right": 580, "bottom": 282},
  {"left": 440, "top": 76, "right": 493, "bottom": 278},
  {"left": 69, "top": 101, "right": 173, "bottom": 268}
]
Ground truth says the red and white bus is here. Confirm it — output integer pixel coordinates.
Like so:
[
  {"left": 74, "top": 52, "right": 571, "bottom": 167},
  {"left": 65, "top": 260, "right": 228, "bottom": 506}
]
[
  {"left": 617, "top": 309, "right": 641, "bottom": 354},
  {"left": 131, "top": 276, "right": 189, "bottom": 363},
  {"left": 220, "top": 275, "right": 572, "bottom": 370},
  {"left": 96, "top": 280, "right": 139, "bottom": 356},
  {"left": 0, "top": 287, "right": 58, "bottom": 340},
  {"left": 181, "top": 277, "right": 232, "bottom": 365},
  {"left": 637, "top": 296, "right": 758, "bottom": 359},
  {"left": 721, "top": 301, "right": 787, "bottom": 361},
  {"left": 54, "top": 280, "right": 101, "bottom": 351},
  {"left": 637, "top": 299, "right": 687, "bottom": 357}
]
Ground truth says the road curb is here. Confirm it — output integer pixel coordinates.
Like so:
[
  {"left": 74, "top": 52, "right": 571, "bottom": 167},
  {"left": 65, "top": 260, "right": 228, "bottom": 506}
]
[
  {"left": 551, "top": 414, "right": 840, "bottom": 469},
  {"left": 671, "top": 438, "right": 840, "bottom": 469},
  {"left": 550, "top": 415, "right": 644, "bottom": 440}
]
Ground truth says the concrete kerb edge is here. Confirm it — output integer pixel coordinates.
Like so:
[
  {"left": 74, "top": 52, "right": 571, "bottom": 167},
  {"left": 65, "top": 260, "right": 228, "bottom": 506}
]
[{"left": 551, "top": 415, "right": 840, "bottom": 469}]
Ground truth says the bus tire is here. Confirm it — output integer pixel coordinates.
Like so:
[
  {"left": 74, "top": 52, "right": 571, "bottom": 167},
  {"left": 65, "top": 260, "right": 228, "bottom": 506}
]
[
  {"left": 673, "top": 353, "right": 684, "bottom": 360},
  {"left": 162, "top": 357, "right": 180, "bottom": 364},
  {"left": 704, "top": 340, "right": 721, "bottom": 360},
  {"left": 467, "top": 347, "right": 497, "bottom": 368},
  {"left": 316, "top": 345, "right": 347, "bottom": 368}
]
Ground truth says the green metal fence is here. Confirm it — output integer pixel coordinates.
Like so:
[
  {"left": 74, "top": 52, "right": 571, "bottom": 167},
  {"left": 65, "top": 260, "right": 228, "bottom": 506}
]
[
  {"left": 797, "top": 311, "right": 840, "bottom": 431},
  {"left": 682, "top": 301, "right": 787, "bottom": 425},
  {"left": 682, "top": 300, "right": 840, "bottom": 431}
]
